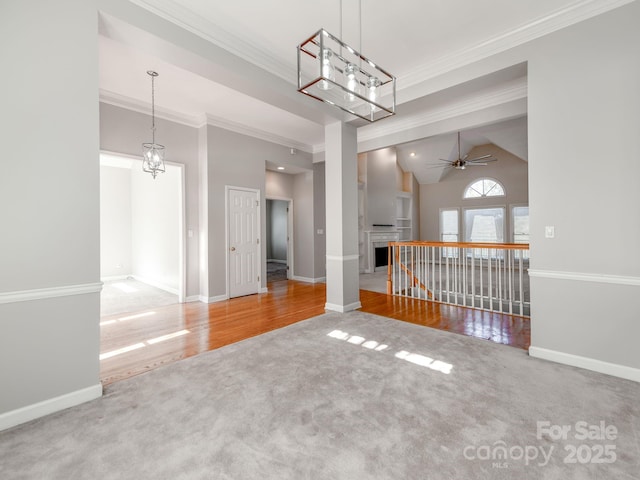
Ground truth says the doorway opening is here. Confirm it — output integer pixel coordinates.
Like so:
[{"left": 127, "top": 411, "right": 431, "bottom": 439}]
[
  {"left": 266, "top": 198, "right": 293, "bottom": 283},
  {"left": 99, "top": 152, "right": 185, "bottom": 317}
]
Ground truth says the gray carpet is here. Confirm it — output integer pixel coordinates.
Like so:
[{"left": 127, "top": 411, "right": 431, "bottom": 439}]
[{"left": 1, "top": 311, "right": 639, "bottom": 479}]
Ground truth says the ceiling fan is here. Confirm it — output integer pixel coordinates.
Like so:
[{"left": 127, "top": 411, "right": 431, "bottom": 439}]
[{"left": 434, "top": 131, "right": 497, "bottom": 170}]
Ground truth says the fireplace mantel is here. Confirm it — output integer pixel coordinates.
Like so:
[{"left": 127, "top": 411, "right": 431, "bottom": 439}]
[{"left": 364, "top": 230, "right": 399, "bottom": 273}]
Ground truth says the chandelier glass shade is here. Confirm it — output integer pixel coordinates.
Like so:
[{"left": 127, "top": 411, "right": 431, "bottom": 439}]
[
  {"left": 297, "top": 29, "right": 396, "bottom": 122},
  {"left": 142, "top": 70, "right": 165, "bottom": 179}
]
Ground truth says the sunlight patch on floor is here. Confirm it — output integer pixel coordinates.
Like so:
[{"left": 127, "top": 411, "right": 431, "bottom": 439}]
[
  {"left": 327, "top": 329, "right": 452, "bottom": 374},
  {"left": 100, "top": 329, "right": 191, "bottom": 360}
]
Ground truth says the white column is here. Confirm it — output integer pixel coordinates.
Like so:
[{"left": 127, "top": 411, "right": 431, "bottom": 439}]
[{"left": 324, "top": 122, "right": 361, "bottom": 312}]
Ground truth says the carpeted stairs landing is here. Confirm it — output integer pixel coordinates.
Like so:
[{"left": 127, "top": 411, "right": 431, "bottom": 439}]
[{"left": 1, "top": 311, "right": 638, "bottom": 479}]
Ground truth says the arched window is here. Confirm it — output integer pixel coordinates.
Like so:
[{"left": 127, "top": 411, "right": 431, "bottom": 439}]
[{"left": 463, "top": 178, "right": 505, "bottom": 199}]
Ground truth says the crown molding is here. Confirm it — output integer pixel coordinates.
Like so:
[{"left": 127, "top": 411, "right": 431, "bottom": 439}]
[
  {"left": 128, "top": 0, "right": 295, "bottom": 83},
  {"left": 400, "top": 0, "right": 636, "bottom": 89},
  {"left": 100, "top": 90, "right": 314, "bottom": 152},
  {"left": 199, "top": 114, "right": 313, "bottom": 153},
  {"left": 358, "top": 78, "right": 527, "bottom": 144},
  {"left": 100, "top": 89, "right": 202, "bottom": 127}
]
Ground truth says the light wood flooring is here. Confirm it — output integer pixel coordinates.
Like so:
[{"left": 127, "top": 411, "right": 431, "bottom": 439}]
[{"left": 100, "top": 280, "right": 530, "bottom": 386}]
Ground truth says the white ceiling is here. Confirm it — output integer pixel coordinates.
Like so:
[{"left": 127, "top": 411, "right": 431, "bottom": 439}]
[{"left": 98, "top": 0, "right": 631, "bottom": 180}]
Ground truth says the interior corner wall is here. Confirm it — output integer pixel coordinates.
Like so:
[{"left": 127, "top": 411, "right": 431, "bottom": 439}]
[
  {"left": 0, "top": 0, "right": 101, "bottom": 426},
  {"left": 99, "top": 103, "right": 200, "bottom": 299},
  {"left": 419, "top": 145, "right": 528, "bottom": 240},
  {"left": 527, "top": 1, "right": 640, "bottom": 373}
]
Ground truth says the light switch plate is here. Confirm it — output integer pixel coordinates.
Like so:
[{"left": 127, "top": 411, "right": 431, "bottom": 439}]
[{"left": 545, "top": 226, "right": 555, "bottom": 238}]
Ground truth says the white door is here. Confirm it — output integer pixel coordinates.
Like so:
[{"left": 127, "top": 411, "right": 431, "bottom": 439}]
[{"left": 228, "top": 187, "right": 260, "bottom": 298}]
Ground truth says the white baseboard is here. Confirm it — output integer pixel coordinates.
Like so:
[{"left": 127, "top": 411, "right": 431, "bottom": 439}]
[
  {"left": 132, "top": 275, "right": 179, "bottom": 296},
  {"left": 199, "top": 294, "right": 229, "bottom": 304},
  {"left": 529, "top": 346, "right": 640, "bottom": 383},
  {"left": 100, "top": 275, "right": 130, "bottom": 282},
  {"left": 325, "top": 301, "right": 362, "bottom": 313},
  {"left": 185, "top": 295, "right": 200, "bottom": 303},
  {"left": 259, "top": 287, "right": 269, "bottom": 293},
  {"left": 0, "top": 383, "right": 103, "bottom": 432},
  {"left": 292, "top": 276, "right": 326, "bottom": 284}
]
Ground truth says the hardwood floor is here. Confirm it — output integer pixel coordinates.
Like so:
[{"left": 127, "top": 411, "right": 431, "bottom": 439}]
[{"left": 100, "top": 280, "right": 530, "bottom": 386}]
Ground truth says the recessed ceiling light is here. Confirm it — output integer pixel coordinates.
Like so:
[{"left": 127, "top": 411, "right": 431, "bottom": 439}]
[
  {"left": 409, "top": 152, "right": 416, "bottom": 157},
  {"left": 277, "top": 166, "right": 285, "bottom": 170}
]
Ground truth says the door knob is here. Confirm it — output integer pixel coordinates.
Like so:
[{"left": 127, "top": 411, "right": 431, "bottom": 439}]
[{"left": 230, "top": 247, "right": 236, "bottom": 251}]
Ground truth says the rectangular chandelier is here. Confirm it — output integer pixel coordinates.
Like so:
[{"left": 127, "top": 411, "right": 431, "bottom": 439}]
[{"left": 297, "top": 29, "right": 396, "bottom": 123}]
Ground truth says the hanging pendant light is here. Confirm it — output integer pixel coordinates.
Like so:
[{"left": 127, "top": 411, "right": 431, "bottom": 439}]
[
  {"left": 297, "top": 0, "right": 395, "bottom": 122},
  {"left": 142, "top": 70, "right": 165, "bottom": 179}
]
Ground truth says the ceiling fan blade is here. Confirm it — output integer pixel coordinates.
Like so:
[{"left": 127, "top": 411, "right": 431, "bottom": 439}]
[
  {"left": 436, "top": 158, "right": 453, "bottom": 163},
  {"left": 467, "top": 162, "right": 490, "bottom": 166},
  {"left": 466, "top": 154, "right": 493, "bottom": 162},
  {"left": 424, "top": 164, "right": 449, "bottom": 169},
  {"left": 462, "top": 154, "right": 469, "bottom": 161}
]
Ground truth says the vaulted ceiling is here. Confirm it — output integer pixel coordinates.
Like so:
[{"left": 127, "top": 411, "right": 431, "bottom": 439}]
[{"left": 98, "top": 0, "right": 632, "bottom": 182}]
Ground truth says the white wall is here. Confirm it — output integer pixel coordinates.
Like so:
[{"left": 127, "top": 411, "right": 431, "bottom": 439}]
[
  {"left": 0, "top": 0, "right": 101, "bottom": 426},
  {"left": 419, "top": 144, "right": 528, "bottom": 240},
  {"left": 527, "top": 2, "right": 640, "bottom": 375},
  {"left": 100, "top": 165, "right": 133, "bottom": 278},
  {"left": 131, "top": 164, "right": 182, "bottom": 293}
]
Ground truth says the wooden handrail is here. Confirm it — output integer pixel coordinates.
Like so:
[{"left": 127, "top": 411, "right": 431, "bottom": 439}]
[{"left": 389, "top": 241, "right": 529, "bottom": 250}]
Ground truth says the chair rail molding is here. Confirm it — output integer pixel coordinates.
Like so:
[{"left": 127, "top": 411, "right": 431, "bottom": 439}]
[
  {"left": 527, "top": 269, "right": 640, "bottom": 286},
  {"left": 0, "top": 283, "right": 103, "bottom": 305}
]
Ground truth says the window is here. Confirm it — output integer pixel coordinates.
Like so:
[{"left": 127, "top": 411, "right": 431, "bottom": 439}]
[
  {"left": 512, "top": 205, "right": 530, "bottom": 260},
  {"left": 464, "top": 207, "right": 505, "bottom": 243},
  {"left": 463, "top": 178, "right": 505, "bottom": 199},
  {"left": 440, "top": 209, "right": 459, "bottom": 258},
  {"left": 464, "top": 207, "right": 505, "bottom": 259},
  {"left": 512, "top": 206, "right": 529, "bottom": 244}
]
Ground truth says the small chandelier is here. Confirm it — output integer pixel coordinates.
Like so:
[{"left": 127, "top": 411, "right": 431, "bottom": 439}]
[
  {"left": 296, "top": 3, "right": 396, "bottom": 123},
  {"left": 142, "top": 70, "right": 165, "bottom": 179}
]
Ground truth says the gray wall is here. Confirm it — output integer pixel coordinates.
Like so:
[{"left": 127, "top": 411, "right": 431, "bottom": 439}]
[
  {"left": 293, "top": 171, "right": 315, "bottom": 279},
  {"left": 266, "top": 169, "right": 320, "bottom": 281},
  {"left": 527, "top": 2, "right": 640, "bottom": 370},
  {"left": 419, "top": 145, "right": 528, "bottom": 240},
  {"left": 266, "top": 200, "right": 288, "bottom": 262},
  {"left": 100, "top": 103, "right": 200, "bottom": 298},
  {"left": 364, "top": 148, "right": 398, "bottom": 227},
  {"left": 312, "top": 162, "right": 327, "bottom": 280},
  {"left": 0, "top": 0, "right": 101, "bottom": 418}
]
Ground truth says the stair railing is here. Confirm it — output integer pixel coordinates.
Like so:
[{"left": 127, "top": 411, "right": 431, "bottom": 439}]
[{"left": 387, "top": 241, "right": 530, "bottom": 317}]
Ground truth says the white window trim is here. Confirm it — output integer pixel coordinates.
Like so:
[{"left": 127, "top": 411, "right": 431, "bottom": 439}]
[{"left": 463, "top": 177, "right": 506, "bottom": 200}]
